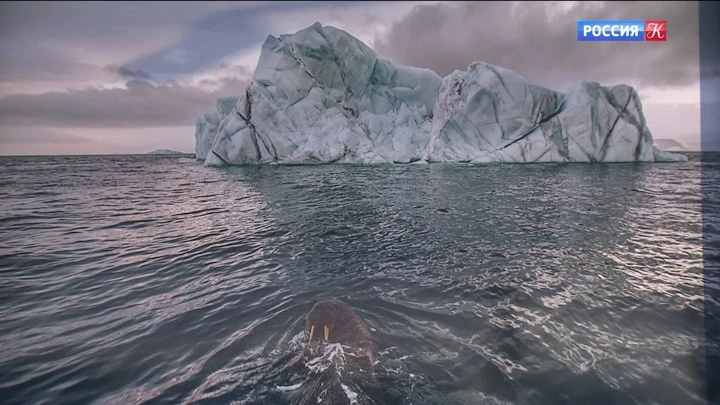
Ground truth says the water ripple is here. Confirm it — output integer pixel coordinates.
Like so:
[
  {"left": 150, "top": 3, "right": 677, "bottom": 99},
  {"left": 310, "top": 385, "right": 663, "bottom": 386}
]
[{"left": 0, "top": 153, "right": 715, "bottom": 405}]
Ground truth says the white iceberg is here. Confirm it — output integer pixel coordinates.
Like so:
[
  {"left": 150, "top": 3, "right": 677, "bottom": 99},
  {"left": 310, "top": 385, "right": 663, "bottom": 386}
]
[
  {"left": 194, "top": 96, "right": 239, "bottom": 161},
  {"left": 653, "top": 138, "right": 689, "bottom": 152},
  {"left": 194, "top": 22, "right": 687, "bottom": 165}
]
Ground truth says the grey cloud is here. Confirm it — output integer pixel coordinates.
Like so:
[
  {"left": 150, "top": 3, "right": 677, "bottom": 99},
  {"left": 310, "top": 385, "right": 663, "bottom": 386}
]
[
  {"left": 0, "top": 1, "right": 262, "bottom": 85},
  {"left": 373, "top": 1, "right": 700, "bottom": 92},
  {"left": 216, "top": 62, "right": 253, "bottom": 76},
  {"left": 0, "top": 77, "right": 250, "bottom": 129},
  {"left": 0, "top": 41, "right": 111, "bottom": 83},
  {"left": 0, "top": 127, "right": 89, "bottom": 144},
  {"left": 116, "top": 65, "right": 155, "bottom": 80},
  {"left": 0, "top": 2, "right": 249, "bottom": 43}
]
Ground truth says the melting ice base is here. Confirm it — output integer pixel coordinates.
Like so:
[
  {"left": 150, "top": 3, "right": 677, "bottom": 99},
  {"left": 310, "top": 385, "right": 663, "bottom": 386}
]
[{"left": 195, "top": 22, "right": 687, "bottom": 165}]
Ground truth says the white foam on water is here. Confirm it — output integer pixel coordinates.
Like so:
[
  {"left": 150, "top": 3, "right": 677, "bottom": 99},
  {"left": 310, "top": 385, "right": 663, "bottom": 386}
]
[
  {"left": 340, "top": 383, "right": 359, "bottom": 405},
  {"left": 276, "top": 383, "right": 303, "bottom": 392}
]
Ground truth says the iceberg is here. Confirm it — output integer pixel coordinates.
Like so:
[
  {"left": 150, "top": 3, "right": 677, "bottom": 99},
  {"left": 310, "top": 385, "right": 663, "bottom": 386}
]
[
  {"left": 194, "top": 22, "right": 688, "bottom": 165},
  {"left": 653, "top": 138, "right": 689, "bottom": 152},
  {"left": 194, "top": 96, "right": 239, "bottom": 160}
]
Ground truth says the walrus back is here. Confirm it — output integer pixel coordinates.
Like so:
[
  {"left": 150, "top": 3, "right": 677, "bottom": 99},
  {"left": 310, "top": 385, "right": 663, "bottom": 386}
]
[
  {"left": 295, "top": 300, "right": 379, "bottom": 404},
  {"left": 293, "top": 364, "right": 368, "bottom": 405}
]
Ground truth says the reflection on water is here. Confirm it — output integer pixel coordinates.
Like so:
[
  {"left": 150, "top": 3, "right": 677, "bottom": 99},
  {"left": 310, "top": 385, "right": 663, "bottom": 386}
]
[{"left": 0, "top": 153, "right": 716, "bottom": 405}]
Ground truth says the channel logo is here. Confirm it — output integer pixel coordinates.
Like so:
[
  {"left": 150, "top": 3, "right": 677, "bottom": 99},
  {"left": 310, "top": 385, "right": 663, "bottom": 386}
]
[{"left": 577, "top": 20, "right": 667, "bottom": 42}]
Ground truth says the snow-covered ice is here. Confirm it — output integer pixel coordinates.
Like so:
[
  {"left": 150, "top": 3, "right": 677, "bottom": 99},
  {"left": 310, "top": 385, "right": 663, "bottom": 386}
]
[{"left": 194, "top": 22, "right": 687, "bottom": 166}]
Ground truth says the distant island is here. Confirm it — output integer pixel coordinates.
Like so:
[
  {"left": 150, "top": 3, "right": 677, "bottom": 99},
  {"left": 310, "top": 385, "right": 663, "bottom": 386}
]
[{"left": 147, "top": 149, "right": 184, "bottom": 155}]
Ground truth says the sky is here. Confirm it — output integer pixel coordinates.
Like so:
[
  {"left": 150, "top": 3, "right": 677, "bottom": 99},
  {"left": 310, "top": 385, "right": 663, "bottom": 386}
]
[{"left": 0, "top": 1, "right": 705, "bottom": 155}]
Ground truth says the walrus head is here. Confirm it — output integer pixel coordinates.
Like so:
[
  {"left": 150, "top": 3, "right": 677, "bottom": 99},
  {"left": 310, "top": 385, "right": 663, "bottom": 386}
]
[
  {"left": 306, "top": 299, "right": 369, "bottom": 345},
  {"left": 300, "top": 299, "right": 379, "bottom": 403}
]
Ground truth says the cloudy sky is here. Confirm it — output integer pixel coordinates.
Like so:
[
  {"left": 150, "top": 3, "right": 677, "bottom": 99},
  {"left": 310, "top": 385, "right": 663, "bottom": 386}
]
[{"left": 0, "top": 1, "right": 704, "bottom": 155}]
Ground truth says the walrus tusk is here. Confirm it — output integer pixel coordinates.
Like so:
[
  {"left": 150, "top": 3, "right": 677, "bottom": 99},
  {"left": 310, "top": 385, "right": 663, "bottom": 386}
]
[
  {"left": 310, "top": 325, "right": 315, "bottom": 340},
  {"left": 324, "top": 325, "right": 330, "bottom": 341}
]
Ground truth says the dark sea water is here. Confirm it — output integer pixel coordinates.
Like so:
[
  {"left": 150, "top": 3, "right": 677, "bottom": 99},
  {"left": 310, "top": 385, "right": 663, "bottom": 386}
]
[{"left": 1, "top": 153, "right": 718, "bottom": 405}]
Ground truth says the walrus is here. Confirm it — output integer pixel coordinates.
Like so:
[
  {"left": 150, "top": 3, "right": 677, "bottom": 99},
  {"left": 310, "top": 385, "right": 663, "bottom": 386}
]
[
  {"left": 289, "top": 299, "right": 380, "bottom": 405},
  {"left": 306, "top": 299, "right": 378, "bottom": 357}
]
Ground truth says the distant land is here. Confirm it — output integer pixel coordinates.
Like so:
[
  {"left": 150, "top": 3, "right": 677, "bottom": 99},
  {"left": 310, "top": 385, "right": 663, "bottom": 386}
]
[{"left": 147, "top": 149, "right": 184, "bottom": 155}]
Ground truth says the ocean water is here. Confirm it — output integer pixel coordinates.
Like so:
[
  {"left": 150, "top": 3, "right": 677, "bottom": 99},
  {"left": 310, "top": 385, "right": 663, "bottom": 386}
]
[{"left": 0, "top": 153, "right": 718, "bottom": 405}]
